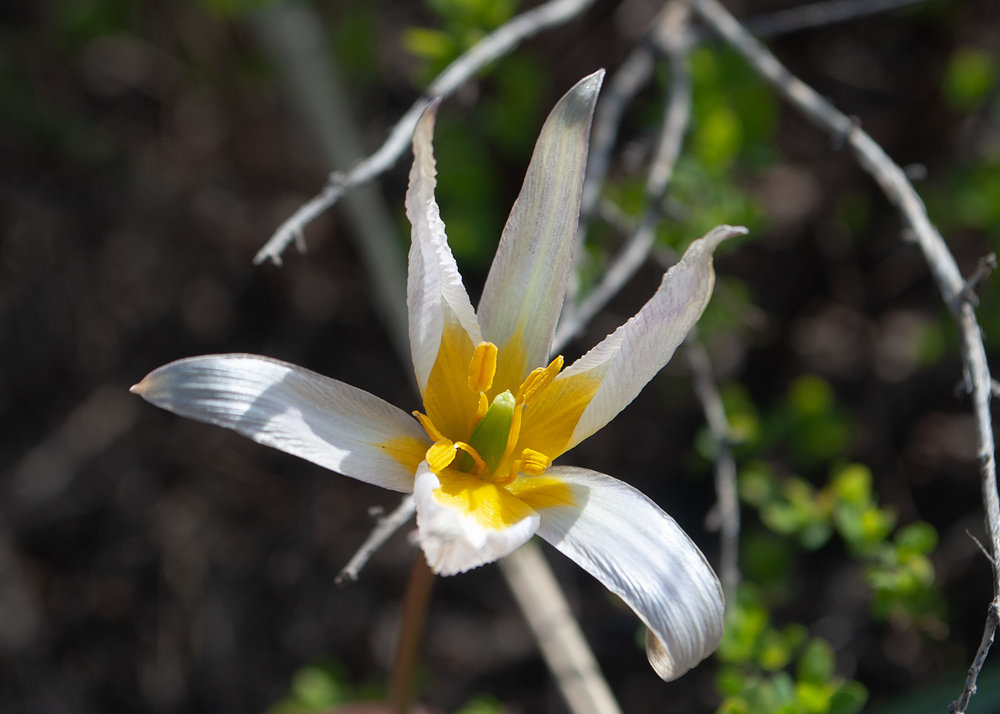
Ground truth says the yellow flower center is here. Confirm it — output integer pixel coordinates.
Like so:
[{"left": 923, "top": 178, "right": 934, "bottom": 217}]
[{"left": 414, "top": 341, "right": 561, "bottom": 485}]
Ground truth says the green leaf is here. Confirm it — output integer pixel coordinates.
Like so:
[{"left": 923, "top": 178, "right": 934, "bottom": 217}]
[
  {"left": 402, "top": 27, "right": 456, "bottom": 60},
  {"left": 740, "top": 463, "right": 775, "bottom": 507},
  {"left": 790, "top": 376, "right": 834, "bottom": 417},
  {"left": 827, "top": 681, "right": 868, "bottom": 714},
  {"left": 797, "top": 639, "right": 835, "bottom": 685},
  {"left": 718, "top": 667, "right": 748, "bottom": 697},
  {"left": 895, "top": 521, "right": 939, "bottom": 557},
  {"left": 944, "top": 47, "right": 999, "bottom": 111},
  {"left": 796, "top": 681, "right": 832, "bottom": 714},
  {"left": 831, "top": 464, "right": 872, "bottom": 505},
  {"left": 758, "top": 628, "right": 794, "bottom": 671}
]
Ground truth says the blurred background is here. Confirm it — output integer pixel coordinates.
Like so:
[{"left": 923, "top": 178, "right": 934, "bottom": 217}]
[{"left": 3, "top": 0, "right": 1000, "bottom": 712}]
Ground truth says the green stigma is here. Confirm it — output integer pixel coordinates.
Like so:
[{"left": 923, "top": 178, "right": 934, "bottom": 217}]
[{"left": 467, "top": 390, "right": 515, "bottom": 475}]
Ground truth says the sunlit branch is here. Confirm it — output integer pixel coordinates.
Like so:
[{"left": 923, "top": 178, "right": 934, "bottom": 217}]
[
  {"left": 744, "top": 0, "right": 934, "bottom": 38},
  {"left": 684, "top": 331, "right": 741, "bottom": 604},
  {"left": 254, "top": 0, "right": 597, "bottom": 266},
  {"left": 499, "top": 542, "right": 624, "bottom": 714},
  {"left": 687, "top": 1, "right": 999, "bottom": 710},
  {"left": 336, "top": 496, "right": 417, "bottom": 585}
]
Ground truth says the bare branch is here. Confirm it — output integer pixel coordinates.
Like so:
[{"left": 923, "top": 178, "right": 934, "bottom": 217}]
[
  {"left": 951, "top": 599, "right": 999, "bottom": 714},
  {"left": 685, "top": 333, "right": 741, "bottom": 603},
  {"left": 556, "top": 2, "right": 693, "bottom": 351},
  {"left": 959, "top": 253, "right": 998, "bottom": 307},
  {"left": 254, "top": 0, "right": 597, "bottom": 266},
  {"left": 744, "top": 0, "right": 934, "bottom": 39},
  {"left": 499, "top": 542, "right": 624, "bottom": 714},
  {"left": 686, "top": 1, "right": 999, "bottom": 710},
  {"left": 336, "top": 496, "right": 417, "bottom": 585}
]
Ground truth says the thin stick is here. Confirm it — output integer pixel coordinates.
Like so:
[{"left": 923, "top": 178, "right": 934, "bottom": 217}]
[
  {"left": 499, "top": 542, "right": 623, "bottom": 714},
  {"left": 391, "top": 554, "right": 435, "bottom": 714},
  {"left": 744, "top": 0, "right": 934, "bottom": 39},
  {"left": 687, "top": 1, "right": 999, "bottom": 709},
  {"left": 254, "top": 0, "right": 596, "bottom": 266},
  {"left": 685, "top": 332, "right": 741, "bottom": 604},
  {"left": 337, "top": 496, "right": 417, "bottom": 585},
  {"left": 556, "top": 1, "right": 693, "bottom": 350}
]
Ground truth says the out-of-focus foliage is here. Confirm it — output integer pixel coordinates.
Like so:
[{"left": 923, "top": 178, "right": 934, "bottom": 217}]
[
  {"left": 403, "top": 0, "right": 519, "bottom": 82},
  {"left": 662, "top": 45, "right": 775, "bottom": 247},
  {"left": 396, "top": 0, "right": 549, "bottom": 269},
  {"left": 717, "top": 587, "right": 868, "bottom": 714},
  {"left": 705, "top": 377, "right": 943, "bottom": 713},
  {"left": 943, "top": 47, "right": 999, "bottom": 112},
  {"left": 928, "top": 45, "right": 1000, "bottom": 346},
  {"left": 268, "top": 658, "right": 506, "bottom": 714},
  {"left": 269, "top": 661, "right": 360, "bottom": 713}
]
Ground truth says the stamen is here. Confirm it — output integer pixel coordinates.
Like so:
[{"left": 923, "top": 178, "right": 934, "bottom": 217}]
[
  {"left": 519, "top": 448, "right": 551, "bottom": 476},
  {"left": 504, "top": 448, "right": 552, "bottom": 483},
  {"left": 454, "top": 441, "right": 488, "bottom": 477},
  {"left": 503, "top": 402, "right": 524, "bottom": 460},
  {"left": 502, "top": 460, "right": 521, "bottom": 486},
  {"left": 468, "top": 342, "right": 498, "bottom": 393},
  {"left": 474, "top": 392, "right": 489, "bottom": 424},
  {"left": 427, "top": 439, "right": 457, "bottom": 473},
  {"left": 517, "top": 355, "right": 563, "bottom": 405},
  {"left": 414, "top": 411, "right": 444, "bottom": 442}
]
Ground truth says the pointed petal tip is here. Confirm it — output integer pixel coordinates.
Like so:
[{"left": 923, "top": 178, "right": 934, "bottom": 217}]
[
  {"left": 561, "top": 69, "right": 605, "bottom": 118},
  {"left": 575, "top": 68, "right": 606, "bottom": 96},
  {"left": 705, "top": 223, "right": 749, "bottom": 247}
]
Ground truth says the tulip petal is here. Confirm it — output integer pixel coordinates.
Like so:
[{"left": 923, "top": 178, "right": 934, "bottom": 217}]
[
  {"left": 519, "top": 224, "right": 747, "bottom": 458},
  {"left": 477, "top": 71, "right": 604, "bottom": 394},
  {"left": 132, "top": 354, "right": 430, "bottom": 492},
  {"left": 407, "top": 102, "right": 484, "bottom": 438},
  {"left": 413, "top": 461, "right": 539, "bottom": 576},
  {"left": 533, "top": 466, "right": 725, "bottom": 681}
]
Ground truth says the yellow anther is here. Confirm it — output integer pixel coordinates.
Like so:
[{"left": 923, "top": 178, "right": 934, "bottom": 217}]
[
  {"left": 517, "top": 355, "right": 563, "bottom": 405},
  {"left": 414, "top": 411, "right": 445, "bottom": 442},
  {"left": 519, "top": 448, "right": 551, "bottom": 476},
  {"left": 454, "top": 441, "right": 489, "bottom": 478},
  {"left": 427, "top": 439, "right": 457, "bottom": 473},
  {"left": 468, "top": 341, "right": 498, "bottom": 393},
  {"left": 506, "top": 448, "right": 552, "bottom": 483}
]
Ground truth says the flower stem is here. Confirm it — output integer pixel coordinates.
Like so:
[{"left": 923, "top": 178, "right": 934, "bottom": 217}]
[{"left": 391, "top": 553, "right": 435, "bottom": 714}]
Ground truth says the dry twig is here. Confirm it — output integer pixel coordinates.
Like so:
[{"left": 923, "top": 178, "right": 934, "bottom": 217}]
[
  {"left": 687, "top": 0, "right": 999, "bottom": 710},
  {"left": 685, "top": 333, "right": 741, "bottom": 604},
  {"left": 336, "top": 496, "right": 417, "bottom": 585}
]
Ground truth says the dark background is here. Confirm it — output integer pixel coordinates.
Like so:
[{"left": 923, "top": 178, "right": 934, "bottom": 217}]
[{"left": 3, "top": 0, "right": 1000, "bottom": 712}]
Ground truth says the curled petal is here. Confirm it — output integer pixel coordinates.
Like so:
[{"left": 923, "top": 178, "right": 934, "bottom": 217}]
[
  {"left": 413, "top": 462, "right": 539, "bottom": 576},
  {"left": 534, "top": 466, "right": 725, "bottom": 681},
  {"left": 520, "top": 224, "right": 747, "bottom": 458},
  {"left": 131, "top": 354, "right": 429, "bottom": 492},
  {"left": 407, "top": 101, "right": 484, "bottom": 438},
  {"left": 478, "top": 71, "right": 604, "bottom": 394}
]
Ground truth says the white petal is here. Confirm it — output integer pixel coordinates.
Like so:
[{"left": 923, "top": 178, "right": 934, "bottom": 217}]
[
  {"left": 477, "top": 71, "right": 604, "bottom": 391},
  {"left": 413, "top": 462, "right": 539, "bottom": 576},
  {"left": 406, "top": 101, "right": 483, "bottom": 398},
  {"left": 561, "top": 224, "right": 747, "bottom": 450},
  {"left": 535, "top": 466, "right": 725, "bottom": 681},
  {"left": 132, "top": 354, "right": 429, "bottom": 492}
]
